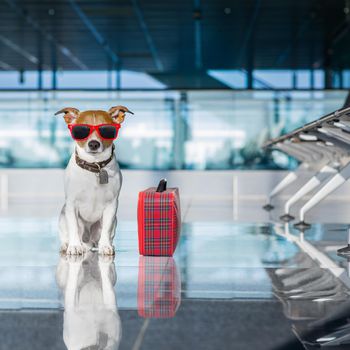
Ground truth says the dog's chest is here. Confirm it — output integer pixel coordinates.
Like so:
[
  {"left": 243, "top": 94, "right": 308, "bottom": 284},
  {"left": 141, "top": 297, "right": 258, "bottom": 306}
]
[
  {"left": 65, "top": 157, "right": 121, "bottom": 221},
  {"left": 78, "top": 177, "right": 117, "bottom": 203}
]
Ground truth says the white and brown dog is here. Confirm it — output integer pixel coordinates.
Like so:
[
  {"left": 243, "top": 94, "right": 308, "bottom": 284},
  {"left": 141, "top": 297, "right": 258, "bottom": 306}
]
[{"left": 56, "top": 106, "right": 133, "bottom": 256}]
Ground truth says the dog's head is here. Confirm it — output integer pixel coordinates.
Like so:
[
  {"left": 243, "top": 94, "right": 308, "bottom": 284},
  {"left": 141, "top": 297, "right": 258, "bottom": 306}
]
[{"left": 55, "top": 106, "right": 133, "bottom": 154}]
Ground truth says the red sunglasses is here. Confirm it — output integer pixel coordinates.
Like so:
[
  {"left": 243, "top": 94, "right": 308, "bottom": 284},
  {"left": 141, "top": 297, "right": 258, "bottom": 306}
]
[{"left": 68, "top": 123, "right": 121, "bottom": 141}]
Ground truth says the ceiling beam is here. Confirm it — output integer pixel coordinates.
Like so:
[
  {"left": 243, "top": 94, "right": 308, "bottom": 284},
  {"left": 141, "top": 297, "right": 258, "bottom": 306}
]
[
  {"left": 0, "top": 59, "right": 16, "bottom": 70},
  {"left": 0, "top": 34, "right": 38, "bottom": 65},
  {"left": 4, "top": 0, "right": 88, "bottom": 70},
  {"left": 68, "top": 0, "right": 120, "bottom": 65},
  {"left": 130, "top": 0, "right": 164, "bottom": 71}
]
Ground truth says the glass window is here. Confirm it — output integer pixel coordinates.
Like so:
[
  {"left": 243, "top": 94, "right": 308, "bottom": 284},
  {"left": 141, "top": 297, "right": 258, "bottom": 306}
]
[
  {"left": 253, "top": 70, "right": 293, "bottom": 89},
  {"left": 314, "top": 70, "right": 325, "bottom": 89},
  {"left": 0, "top": 71, "right": 51, "bottom": 89},
  {"left": 0, "top": 89, "right": 347, "bottom": 170},
  {"left": 0, "top": 91, "right": 175, "bottom": 169},
  {"left": 296, "top": 70, "right": 311, "bottom": 89},
  {"left": 0, "top": 70, "right": 166, "bottom": 90},
  {"left": 342, "top": 70, "right": 350, "bottom": 89},
  {"left": 207, "top": 70, "right": 247, "bottom": 89}
]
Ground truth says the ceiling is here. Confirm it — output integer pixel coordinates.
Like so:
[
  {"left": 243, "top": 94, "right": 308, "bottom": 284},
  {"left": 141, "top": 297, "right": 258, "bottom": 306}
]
[{"left": 0, "top": 0, "right": 349, "bottom": 78}]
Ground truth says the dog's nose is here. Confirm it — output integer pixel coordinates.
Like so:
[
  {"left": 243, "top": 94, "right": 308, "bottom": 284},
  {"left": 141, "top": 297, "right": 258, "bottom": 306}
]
[{"left": 88, "top": 140, "right": 100, "bottom": 151}]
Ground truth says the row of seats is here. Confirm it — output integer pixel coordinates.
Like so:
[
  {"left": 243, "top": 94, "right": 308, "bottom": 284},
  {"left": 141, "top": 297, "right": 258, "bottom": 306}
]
[{"left": 263, "top": 106, "right": 350, "bottom": 236}]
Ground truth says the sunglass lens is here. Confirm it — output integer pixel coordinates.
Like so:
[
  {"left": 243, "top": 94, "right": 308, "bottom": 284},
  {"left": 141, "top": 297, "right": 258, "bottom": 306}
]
[
  {"left": 99, "top": 125, "right": 117, "bottom": 139},
  {"left": 71, "top": 125, "right": 90, "bottom": 140}
]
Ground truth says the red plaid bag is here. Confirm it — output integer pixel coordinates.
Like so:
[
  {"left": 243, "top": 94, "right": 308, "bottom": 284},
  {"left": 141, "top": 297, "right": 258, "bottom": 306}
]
[
  {"left": 137, "top": 256, "right": 181, "bottom": 318},
  {"left": 137, "top": 179, "right": 181, "bottom": 256}
]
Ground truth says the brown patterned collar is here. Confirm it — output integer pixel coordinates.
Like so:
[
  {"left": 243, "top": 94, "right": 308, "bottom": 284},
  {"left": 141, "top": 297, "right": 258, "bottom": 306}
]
[{"left": 75, "top": 145, "right": 115, "bottom": 174}]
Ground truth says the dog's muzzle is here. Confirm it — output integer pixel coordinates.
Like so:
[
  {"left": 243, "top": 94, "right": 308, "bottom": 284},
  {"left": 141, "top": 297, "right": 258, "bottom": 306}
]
[{"left": 88, "top": 140, "right": 101, "bottom": 151}]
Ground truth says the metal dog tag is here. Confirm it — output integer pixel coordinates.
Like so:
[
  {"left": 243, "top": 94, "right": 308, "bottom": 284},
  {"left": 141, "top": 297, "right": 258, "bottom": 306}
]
[{"left": 99, "top": 169, "right": 109, "bottom": 184}]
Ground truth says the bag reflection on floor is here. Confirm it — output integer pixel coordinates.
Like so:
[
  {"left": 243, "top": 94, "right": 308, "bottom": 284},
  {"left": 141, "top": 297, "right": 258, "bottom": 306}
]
[{"left": 137, "top": 256, "right": 181, "bottom": 318}]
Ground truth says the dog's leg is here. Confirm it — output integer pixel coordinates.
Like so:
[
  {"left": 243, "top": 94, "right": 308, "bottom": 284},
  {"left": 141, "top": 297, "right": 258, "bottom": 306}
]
[
  {"left": 90, "top": 220, "right": 102, "bottom": 250},
  {"left": 110, "top": 214, "right": 117, "bottom": 242},
  {"left": 65, "top": 202, "right": 85, "bottom": 255},
  {"left": 58, "top": 206, "right": 69, "bottom": 254},
  {"left": 98, "top": 200, "right": 118, "bottom": 255}
]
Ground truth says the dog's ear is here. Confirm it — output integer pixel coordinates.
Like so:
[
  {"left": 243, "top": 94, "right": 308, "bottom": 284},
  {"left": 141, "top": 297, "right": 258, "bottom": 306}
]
[
  {"left": 54, "top": 107, "right": 80, "bottom": 124},
  {"left": 108, "top": 105, "right": 134, "bottom": 124}
]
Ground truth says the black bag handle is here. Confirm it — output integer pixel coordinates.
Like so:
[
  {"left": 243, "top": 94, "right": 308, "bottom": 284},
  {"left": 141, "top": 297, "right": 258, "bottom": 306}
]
[{"left": 156, "top": 178, "right": 167, "bottom": 192}]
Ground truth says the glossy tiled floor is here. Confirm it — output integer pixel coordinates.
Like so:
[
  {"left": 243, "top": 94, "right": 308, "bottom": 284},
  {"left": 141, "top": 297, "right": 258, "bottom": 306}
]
[{"left": 1, "top": 198, "right": 350, "bottom": 349}]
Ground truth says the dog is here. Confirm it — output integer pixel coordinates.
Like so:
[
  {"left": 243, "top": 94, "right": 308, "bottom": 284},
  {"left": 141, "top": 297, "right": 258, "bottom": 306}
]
[
  {"left": 55, "top": 106, "right": 133, "bottom": 256},
  {"left": 56, "top": 252, "right": 121, "bottom": 350}
]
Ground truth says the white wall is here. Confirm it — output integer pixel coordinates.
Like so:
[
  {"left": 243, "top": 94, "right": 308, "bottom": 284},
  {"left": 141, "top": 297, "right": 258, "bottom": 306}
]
[
  {"left": 2, "top": 169, "right": 350, "bottom": 222},
  {"left": 2, "top": 168, "right": 350, "bottom": 203}
]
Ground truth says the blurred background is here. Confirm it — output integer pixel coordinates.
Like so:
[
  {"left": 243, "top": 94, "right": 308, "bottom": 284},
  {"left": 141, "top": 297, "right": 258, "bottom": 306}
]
[{"left": 2, "top": 0, "right": 350, "bottom": 170}]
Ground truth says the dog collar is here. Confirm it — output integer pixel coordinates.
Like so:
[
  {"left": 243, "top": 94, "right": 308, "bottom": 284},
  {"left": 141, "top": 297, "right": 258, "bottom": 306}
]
[{"left": 75, "top": 145, "right": 115, "bottom": 184}]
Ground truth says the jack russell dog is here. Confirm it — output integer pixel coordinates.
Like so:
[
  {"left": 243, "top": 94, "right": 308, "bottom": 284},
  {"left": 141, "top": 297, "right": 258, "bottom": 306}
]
[{"left": 55, "top": 106, "right": 133, "bottom": 256}]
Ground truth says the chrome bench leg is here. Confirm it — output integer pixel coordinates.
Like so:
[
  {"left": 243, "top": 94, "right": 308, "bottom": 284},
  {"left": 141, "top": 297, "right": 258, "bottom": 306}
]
[
  {"left": 294, "top": 162, "right": 350, "bottom": 230},
  {"left": 280, "top": 165, "right": 337, "bottom": 222}
]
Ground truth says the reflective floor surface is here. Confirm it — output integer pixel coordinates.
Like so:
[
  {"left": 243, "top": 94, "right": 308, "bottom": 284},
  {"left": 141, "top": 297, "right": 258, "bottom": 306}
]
[{"left": 1, "top": 201, "right": 350, "bottom": 349}]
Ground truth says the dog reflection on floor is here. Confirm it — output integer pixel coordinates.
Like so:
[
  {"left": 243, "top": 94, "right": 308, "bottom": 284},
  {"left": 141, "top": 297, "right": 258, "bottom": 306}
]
[{"left": 56, "top": 252, "right": 121, "bottom": 350}]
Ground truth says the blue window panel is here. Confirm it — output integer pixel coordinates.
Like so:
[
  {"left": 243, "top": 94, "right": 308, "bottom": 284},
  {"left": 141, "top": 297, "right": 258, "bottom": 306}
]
[
  {"left": 57, "top": 70, "right": 166, "bottom": 89},
  {"left": 0, "top": 71, "right": 51, "bottom": 89},
  {"left": 253, "top": 70, "right": 293, "bottom": 89},
  {"left": 207, "top": 70, "right": 247, "bottom": 89},
  {"left": 313, "top": 70, "right": 325, "bottom": 89},
  {"left": 0, "top": 70, "right": 166, "bottom": 90},
  {"left": 342, "top": 70, "right": 350, "bottom": 88},
  {"left": 296, "top": 70, "right": 311, "bottom": 89}
]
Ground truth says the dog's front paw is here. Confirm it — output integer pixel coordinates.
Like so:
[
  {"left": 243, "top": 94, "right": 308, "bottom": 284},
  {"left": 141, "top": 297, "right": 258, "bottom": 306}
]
[
  {"left": 66, "top": 244, "right": 85, "bottom": 256},
  {"left": 99, "top": 244, "right": 115, "bottom": 256}
]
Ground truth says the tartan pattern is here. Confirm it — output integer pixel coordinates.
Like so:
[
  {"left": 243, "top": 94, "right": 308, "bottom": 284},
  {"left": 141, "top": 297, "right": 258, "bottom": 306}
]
[
  {"left": 137, "top": 256, "right": 181, "bottom": 318},
  {"left": 138, "top": 187, "right": 180, "bottom": 256}
]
